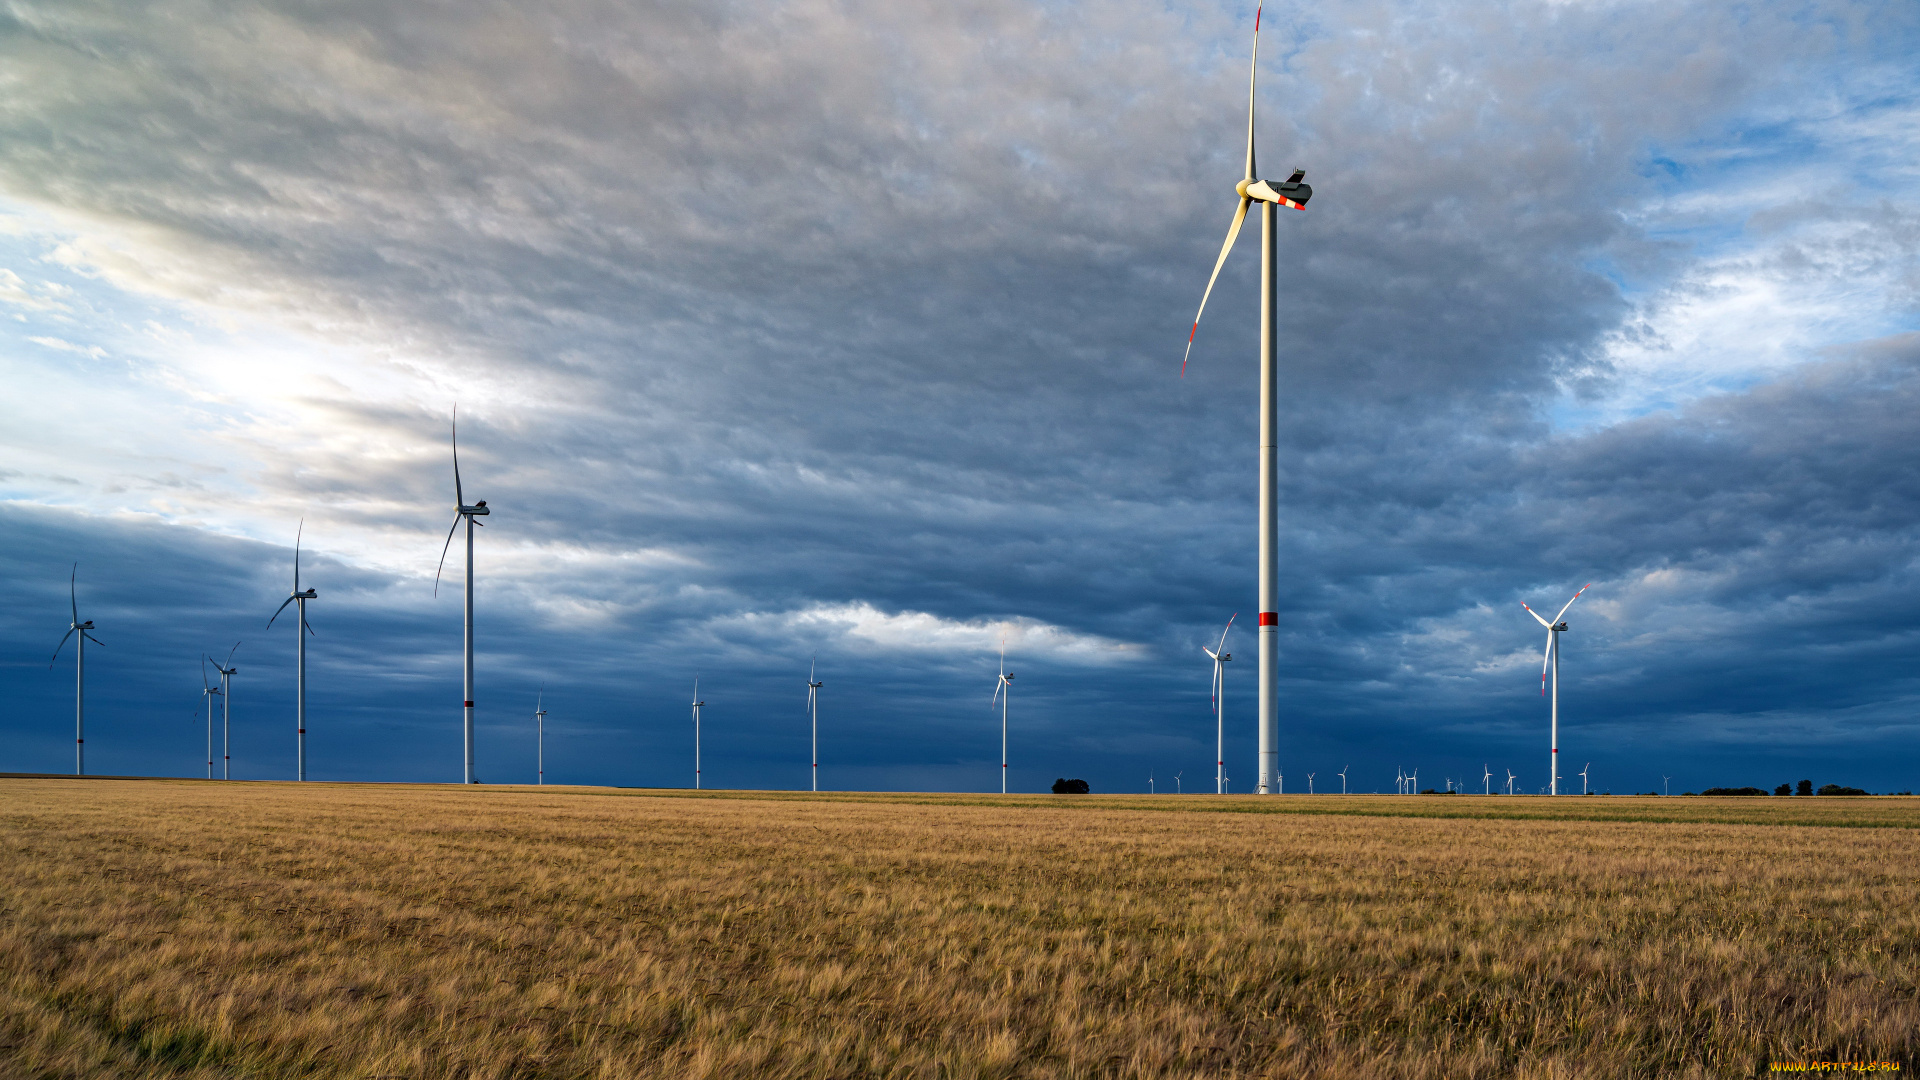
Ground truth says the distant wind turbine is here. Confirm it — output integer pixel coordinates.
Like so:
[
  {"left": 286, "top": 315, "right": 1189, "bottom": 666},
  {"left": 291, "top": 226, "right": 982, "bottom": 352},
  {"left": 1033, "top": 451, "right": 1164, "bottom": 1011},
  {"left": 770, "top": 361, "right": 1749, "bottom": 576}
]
[
  {"left": 267, "top": 524, "right": 317, "bottom": 780},
  {"left": 209, "top": 644, "right": 239, "bottom": 779},
  {"left": 1306, "top": 772, "right": 1314, "bottom": 794},
  {"left": 807, "top": 658, "right": 823, "bottom": 792},
  {"left": 1337, "top": 765, "right": 1348, "bottom": 794},
  {"left": 49, "top": 564, "right": 103, "bottom": 775},
  {"left": 1408, "top": 767, "right": 1418, "bottom": 793},
  {"left": 1174, "top": 771, "right": 1183, "bottom": 794},
  {"left": 1579, "top": 762, "right": 1590, "bottom": 796},
  {"left": 435, "top": 408, "right": 490, "bottom": 785},
  {"left": 1482, "top": 764, "right": 1492, "bottom": 796},
  {"left": 691, "top": 678, "right": 704, "bottom": 790},
  {"left": 198, "top": 658, "right": 223, "bottom": 779},
  {"left": 992, "top": 640, "right": 1015, "bottom": 793},
  {"left": 1523, "top": 584, "right": 1590, "bottom": 797},
  {"left": 1148, "top": 773, "right": 1155, "bottom": 795},
  {"left": 1182, "top": 4, "right": 1315, "bottom": 797},
  {"left": 1506, "top": 769, "right": 1517, "bottom": 796},
  {"left": 1203, "top": 615, "right": 1235, "bottom": 795},
  {"left": 533, "top": 687, "right": 547, "bottom": 785},
  {"left": 1663, "top": 774, "right": 1671, "bottom": 797}
]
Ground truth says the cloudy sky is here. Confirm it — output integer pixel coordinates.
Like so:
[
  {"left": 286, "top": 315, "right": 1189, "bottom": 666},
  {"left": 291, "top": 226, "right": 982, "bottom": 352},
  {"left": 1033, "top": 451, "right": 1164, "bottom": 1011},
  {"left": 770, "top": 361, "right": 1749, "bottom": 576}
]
[{"left": 2, "top": 0, "right": 1917, "bottom": 795}]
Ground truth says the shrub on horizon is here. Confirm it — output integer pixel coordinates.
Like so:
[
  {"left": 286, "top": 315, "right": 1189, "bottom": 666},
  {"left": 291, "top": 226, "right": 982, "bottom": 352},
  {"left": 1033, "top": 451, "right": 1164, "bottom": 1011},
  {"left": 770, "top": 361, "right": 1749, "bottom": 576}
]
[
  {"left": 1816, "top": 783, "right": 1869, "bottom": 797},
  {"left": 1051, "top": 778, "right": 1090, "bottom": 794},
  {"left": 1699, "top": 787, "right": 1768, "bottom": 796}
]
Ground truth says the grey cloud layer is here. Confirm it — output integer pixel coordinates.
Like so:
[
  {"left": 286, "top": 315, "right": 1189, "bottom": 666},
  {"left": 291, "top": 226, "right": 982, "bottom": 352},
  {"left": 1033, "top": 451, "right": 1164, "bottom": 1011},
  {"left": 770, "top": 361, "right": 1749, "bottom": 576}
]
[{"left": 0, "top": 0, "right": 1916, "bottom": 789}]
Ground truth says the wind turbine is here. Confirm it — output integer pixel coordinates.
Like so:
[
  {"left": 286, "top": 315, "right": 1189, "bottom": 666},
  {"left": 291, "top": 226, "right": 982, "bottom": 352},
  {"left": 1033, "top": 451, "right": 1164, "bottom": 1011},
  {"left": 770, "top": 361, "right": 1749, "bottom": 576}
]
[
  {"left": 1203, "top": 615, "right": 1235, "bottom": 795},
  {"left": 1663, "top": 774, "right": 1671, "bottom": 797},
  {"left": 691, "top": 678, "right": 704, "bottom": 790},
  {"left": 1174, "top": 771, "right": 1183, "bottom": 794},
  {"left": 1149, "top": 773, "right": 1155, "bottom": 794},
  {"left": 1482, "top": 764, "right": 1492, "bottom": 796},
  {"left": 807, "top": 658, "right": 823, "bottom": 792},
  {"left": 992, "top": 640, "right": 1015, "bottom": 793},
  {"left": 1395, "top": 768, "right": 1405, "bottom": 795},
  {"left": 1523, "top": 583, "right": 1589, "bottom": 797},
  {"left": 533, "top": 687, "right": 547, "bottom": 785},
  {"left": 1579, "top": 762, "right": 1590, "bottom": 796},
  {"left": 435, "top": 408, "right": 490, "bottom": 785},
  {"left": 1306, "top": 771, "right": 1314, "bottom": 794},
  {"left": 1506, "top": 769, "right": 1517, "bottom": 796},
  {"left": 268, "top": 523, "right": 318, "bottom": 780},
  {"left": 199, "top": 658, "right": 222, "bottom": 779},
  {"left": 1409, "top": 767, "right": 1418, "bottom": 793},
  {"left": 1337, "top": 765, "right": 1348, "bottom": 794},
  {"left": 210, "top": 644, "right": 239, "bottom": 779},
  {"left": 49, "top": 564, "right": 103, "bottom": 775},
  {"left": 1183, "top": 4, "right": 1313, "bottom": 797}
]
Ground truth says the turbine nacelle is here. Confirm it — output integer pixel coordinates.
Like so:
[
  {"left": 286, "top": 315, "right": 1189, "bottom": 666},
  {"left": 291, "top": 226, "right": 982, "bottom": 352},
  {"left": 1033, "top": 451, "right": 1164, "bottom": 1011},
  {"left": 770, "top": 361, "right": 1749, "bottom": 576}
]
[
  {"left": 460, "top": 501, "right": 490, "bottom": 516},
  {"left": 1237, "top": 171, "right": 1311, "bottom": 209}
]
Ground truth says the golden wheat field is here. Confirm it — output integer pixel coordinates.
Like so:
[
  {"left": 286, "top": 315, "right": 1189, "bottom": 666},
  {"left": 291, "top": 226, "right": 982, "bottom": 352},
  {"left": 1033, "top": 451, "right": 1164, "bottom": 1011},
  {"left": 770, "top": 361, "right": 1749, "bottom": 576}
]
[{"left": 1, "top": 780, "right": 1915, "bottom": 1079}]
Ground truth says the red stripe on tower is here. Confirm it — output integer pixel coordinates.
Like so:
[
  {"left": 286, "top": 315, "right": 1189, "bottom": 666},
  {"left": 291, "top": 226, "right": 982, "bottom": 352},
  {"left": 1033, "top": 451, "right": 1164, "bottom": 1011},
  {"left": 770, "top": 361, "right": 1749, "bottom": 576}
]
[
  {"left": 1258, "top": 612, "right": 1278, "bottom": 626},
  {"left": 464, "top": 700, "right": 474, "bottom": 708}
]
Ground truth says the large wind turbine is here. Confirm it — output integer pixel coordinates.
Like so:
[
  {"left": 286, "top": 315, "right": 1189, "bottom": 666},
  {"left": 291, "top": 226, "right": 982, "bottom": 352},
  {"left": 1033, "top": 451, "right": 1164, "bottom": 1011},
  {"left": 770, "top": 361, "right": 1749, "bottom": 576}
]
[
  {"left": 435, "top": 408, "right": 490, "bottom": 785},
  {"left": 268, "top": 523, "right": 317, "bottom": 780},
  {"left": 49, "top": 564, "right": 103, "bottom": 775},
  {"left": 533, "top": 687, "right": 547, "bottom": 786},
  {"left": 199, "top": 659, "right": 223, "bottom": 779},
  {"left": 210, "top": 644, "right": 239, "bottom": 779},
  {"left": 1482, "top": 764, "right": 1492, "bottom": 796},
  {"left": 691, "top": 678, "right": 705, "bottom": 790},
  {"left": 807, "top": 659, "right": 823, "bottom": 792},
  {"left": 1183, "top": 3, "right": 1314, "bottom": 796},
  {"left": 1523, "top": 584, "right": 1589, "bottom": 797},
  {"left": 1203, "top": 614, "right": 1235, "bottom": 794},
  {"left": 992, "top": 640, "right": 1015, "bottom": 793}
]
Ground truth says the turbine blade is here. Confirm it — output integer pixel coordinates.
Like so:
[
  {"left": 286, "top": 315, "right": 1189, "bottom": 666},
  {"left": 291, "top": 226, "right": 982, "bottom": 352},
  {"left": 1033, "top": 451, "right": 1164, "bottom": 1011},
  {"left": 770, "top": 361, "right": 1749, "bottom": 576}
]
[
  {"left": 303, "top": 613, "right": 315, "bottom": 637},
  {"left": 1182, "top": 197, "right": 1252, "bottom": 376},
  {"left": 451, "top": 407, "right": 464, "bottom": 508},
  {"left": 1540, "top": 631, "right": 1553, "bottom": 693},
  {"left": 1553, "top": 583, "right": 1591, "bottom": 623},
  {"left": 1522, "top": 602, "right": 1552, "bottom": 629},
  {"left": 203, "top": 656, "right": 212, "bottom": 692},
  {"left": 69, "top": 563, "right": 78, "bottom": 624},
  {"left": 1244, "top": 3, "right": 1262, "bottom": 182},
  {"left": 433, "top": 514, "right": 462, "bottom": 596},
  {"left": 82, "top": 631, "right": 104, "bottom": 647},
  {"left": 49, "top": 626, "right": 76, "bottom": 668},
  {"left": 268, "top": 594, "right": 297, "bottom": 628},
  {"left": 1216, "top": 612, "right": 1237, "bottom": 654},
  {"left": 294, "top": 519, "right": 303, "bottom": 592},
  {"left": 226, "top": 640, "right": 241, "bottom": 667}
]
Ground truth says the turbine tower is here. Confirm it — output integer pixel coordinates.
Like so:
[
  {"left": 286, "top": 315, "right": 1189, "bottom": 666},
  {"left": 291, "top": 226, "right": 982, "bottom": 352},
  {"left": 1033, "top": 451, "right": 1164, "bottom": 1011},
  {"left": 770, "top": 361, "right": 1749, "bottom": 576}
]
[
  {"left": 1203, "top": 614, "right": 1235, "bottom": 794},
  {"left": 1183, "top": 3, "right": 1313, "bottom": 796},
  {"left": 1523, "top": 584, "right": 1589, "bottom": 797},
  {"left": 435, "top": 408, "right": 490, "bottom": 785},
  {"left": 267, "top": 524, "right": 317, "bottom": 780},
  {"left": 691, "top": 678, "right": 705, "bottom": 790},
  {"left": 49, "top": 564, "right": 103, "bottom": 775},
  {"left": 199, "top": 658, "right": 223, "bottom": 779},
  {"left": 807, "top": 658, "right": 823, "bottom": 792},
  {"left": 992, "top": 640, "right": 1015, "bottom": 793},
  {"left": 534, "top": 687, "right": 547, "bottom": 786},
  {"left": 210, "top": 643, "right": 239, "bottom": 779}
]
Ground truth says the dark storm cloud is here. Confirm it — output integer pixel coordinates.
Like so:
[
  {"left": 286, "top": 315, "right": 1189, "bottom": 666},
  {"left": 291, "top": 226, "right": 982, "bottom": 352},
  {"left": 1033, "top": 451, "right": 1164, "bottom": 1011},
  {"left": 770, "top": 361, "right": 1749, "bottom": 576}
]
[{"left": 0, "top": 0, "right": 1917, "bottom": 793}]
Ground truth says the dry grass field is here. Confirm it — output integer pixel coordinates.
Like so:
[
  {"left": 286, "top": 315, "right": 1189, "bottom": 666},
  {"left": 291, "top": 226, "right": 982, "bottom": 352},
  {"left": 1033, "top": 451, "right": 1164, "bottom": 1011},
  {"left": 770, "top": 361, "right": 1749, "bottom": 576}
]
[{"left": 1, "top": 780, "right": 1915, "bottom": 1079}]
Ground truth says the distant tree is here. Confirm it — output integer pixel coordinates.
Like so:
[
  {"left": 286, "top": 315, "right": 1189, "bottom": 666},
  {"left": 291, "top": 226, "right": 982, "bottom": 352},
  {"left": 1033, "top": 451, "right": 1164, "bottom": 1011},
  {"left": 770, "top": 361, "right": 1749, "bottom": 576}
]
[
  {"left": 1419, "top": 788, "right": 1439, "bottom": 795},
  {"left": 1816, "top": 783, "right": 1869, "bottom": 797},
  {"left": 1774, "top": 784, "right": 1792, "bottom": 796},
  {"left": 1051, "top": 778, "right": 1089, "bottom": 794},
  {"left": 1796, "top": 779, "right": 1814, "bottom": 797},
  {"left": 1700, "top": 787, "right": 1768, "bottom": 796}
]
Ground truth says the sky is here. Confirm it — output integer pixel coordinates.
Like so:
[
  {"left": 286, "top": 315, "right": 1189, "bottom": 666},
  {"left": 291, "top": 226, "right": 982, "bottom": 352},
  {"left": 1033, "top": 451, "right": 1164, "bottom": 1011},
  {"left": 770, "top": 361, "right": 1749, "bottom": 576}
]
[{"left": 2, "top": 0, "right": 1918, "bottom": 796}]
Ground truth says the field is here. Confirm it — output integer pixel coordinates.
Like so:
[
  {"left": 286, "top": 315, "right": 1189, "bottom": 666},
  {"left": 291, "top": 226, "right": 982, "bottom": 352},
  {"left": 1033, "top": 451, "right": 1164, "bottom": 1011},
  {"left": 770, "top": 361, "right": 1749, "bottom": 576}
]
[{"left": 1, "top": 780, "right": 1915, "bottom": 1078}]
